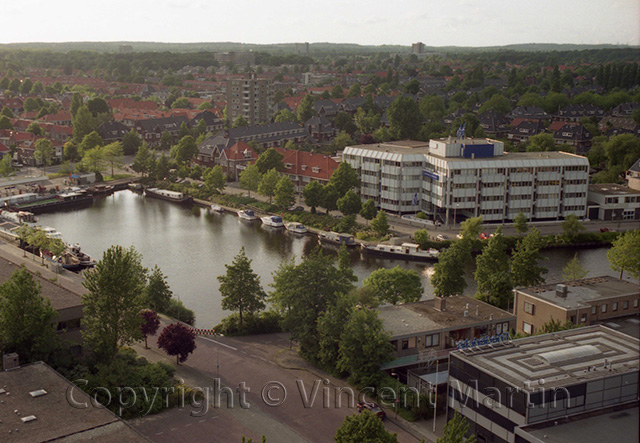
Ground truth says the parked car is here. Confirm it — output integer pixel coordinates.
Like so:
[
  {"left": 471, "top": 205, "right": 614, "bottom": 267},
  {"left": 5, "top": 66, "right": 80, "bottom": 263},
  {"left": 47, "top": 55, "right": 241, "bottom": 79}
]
[
  {"left": 288, "top": 205, "right": 304, "bottom": 212},
  {"left": 600, "top": 227, "right": 610, "bottom": 232},
  {"left": 436, "top": 234, "right": 448, "bottom": 241},
  {"left": 356, "top": 402, "right": 386, "bottom": 420},
  {"left": 479, "top": 232, "right": 490, "bottom": 240}
]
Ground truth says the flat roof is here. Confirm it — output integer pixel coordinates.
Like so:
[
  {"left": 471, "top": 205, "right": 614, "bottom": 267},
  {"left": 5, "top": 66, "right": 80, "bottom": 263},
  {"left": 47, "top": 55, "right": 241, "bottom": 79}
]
[
  {"left": 516, "top": 276, "right": 639, "bottom": 310},
  {"left": 0, "top": 363, "right": 145, "bottom": 442},
  {"left": 594, "top": 314, "right": 640, "bottom": 339},
  {"left": 378, "top": 295, "right": 515, "bottom": 338},
  {"left": 519, "top": 404, "right": 639, "bottom": 443},
  {"left": 0, "top": 257, "right": 82, "bottom": 311},
  {"left": 429, "top": 150, "right": 587, "bottom": 163},
  {"left": 345, "top": 140, "right": 430, "bottom": 156},
  {"left": 451, "top": 325, "right": 640, "bottom": 392},
  {"left": 589, "top": 183, "right": 640, "bottom": 196}
]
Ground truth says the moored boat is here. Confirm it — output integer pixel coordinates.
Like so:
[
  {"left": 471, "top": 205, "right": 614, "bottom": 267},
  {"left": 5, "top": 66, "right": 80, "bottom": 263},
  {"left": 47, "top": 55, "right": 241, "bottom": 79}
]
[
  {"left": 128, "top": 183, "right": 143, "bottom": 192},
  {"left": 261, "top": 215, "right": 284, "bottom": 228},
  {"left": 237, "top": 209, "right": 258, "bottom": 221},
  {"left": 361, "top": 242, "right": 440, "bottom": 261},
  {"left": 13, "top": 190, "right": 94, "bottom": 214},
  {"left": 318, "top": 231, "right": 356, "bottom": 247},
  {"left": 284, "top": 222, "right": 308, "bottom": 234},
  {"left": 144, "top": 188, "right": 193, "bottom": 205},
  {"left": 0, "top": 209, "right": 37, "bottom": 225},
  {"left": 89, "top": 184, "right": 115, "bottom": 195},
  {"left": 210, "top": 204, "right": 224, "bottom": 213}
]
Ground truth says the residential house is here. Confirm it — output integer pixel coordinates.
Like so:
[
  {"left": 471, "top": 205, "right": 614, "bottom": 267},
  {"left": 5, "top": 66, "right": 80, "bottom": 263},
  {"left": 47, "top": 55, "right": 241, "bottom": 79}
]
[
  {"left": 507, "top": 120, "right": 546, "bottom": 144},
  {"left": 189, "top": 110, "right": 224, "bottom": 134},
  {"left": 275, "top": 148, "right": 340, "bottom": 193},
  {"left": 134, "top": 115, "right": 188, "bottom": 147},
  {"left": 0, "top": 97, "right": 23, "bottom": 115},
  {"left": 98, "top": 121, "right": 130, "bottom": 143},
  {"left": 611, "top": 102, "right": 640, "bottom": 118},
  {"left": 305, "top": 116, "right": 336, "bottom": 143},
  {"left": 627, "top": 158, "right": 640, "bottom": 191},
  {"left": 507, "top": 106, "right": 550, "bottom": 123},
  {"left": 478, "top": 111, "right": 509, "bottom": 138},
  {"left": 41, "top": 110, "right": 72, "bottom": 126},
  {"left": 556, "top": 103, "right": 604, "bottom": 122},
  {"left": 218, "top": 141, "right": 258, "bottom": 181},
  {"left": 552, "top": 123, "right": 593, "bottom": 155},
  {"left": 314, "top": 99, "right": 340, "bottom": 118}
]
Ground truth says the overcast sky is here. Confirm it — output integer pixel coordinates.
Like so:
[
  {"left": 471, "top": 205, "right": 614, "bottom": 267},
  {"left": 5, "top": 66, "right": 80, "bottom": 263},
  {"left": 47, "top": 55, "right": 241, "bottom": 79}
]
[{"left": 2, "top": 0, "right": 639, "bottom": 47}]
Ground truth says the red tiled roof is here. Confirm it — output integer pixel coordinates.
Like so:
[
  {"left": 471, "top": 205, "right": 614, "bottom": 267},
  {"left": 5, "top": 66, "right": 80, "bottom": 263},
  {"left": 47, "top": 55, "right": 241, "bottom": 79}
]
[
  {"left": 548, "top": 120, "right": 578, "bottom": 132},
  {"left": 225, "top": 142, "right": 257, "bottom": 161},
  {"left": 274, "top": 148, "right": 339, "bottom": 181}
]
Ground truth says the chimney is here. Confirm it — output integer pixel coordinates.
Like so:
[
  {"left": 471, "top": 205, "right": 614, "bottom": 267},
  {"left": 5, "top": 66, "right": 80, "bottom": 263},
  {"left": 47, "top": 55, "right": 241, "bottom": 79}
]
[
  {"left": 434, "top": 297, "right": 446, "bottom": 312},
  {"left": 2, "top": 353, "right": 19, "bottom": 370},
  {"left": 463, "top": 310, "right": 469, "bottom": 317},
  {"left": 556, "top": 284, "right": 568, "bottom": 298}
]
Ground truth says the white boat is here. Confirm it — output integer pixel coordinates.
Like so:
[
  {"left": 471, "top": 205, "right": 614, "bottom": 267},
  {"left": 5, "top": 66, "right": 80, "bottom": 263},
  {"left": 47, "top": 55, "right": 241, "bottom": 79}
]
[
  {"left": 261, "top": 215, "right": 284, "bottom": 228},
  {"left": 39, "top": 226, "right": 63, "bottom": 240},
  {"left": 361, "top": 242, "right": 440, "bottom": 261},
  {"left": 238, "top": 209, "right": 258, "bottom": 221},
  {"left": 285, "top": 222, "right": 308, "bottom": 234},
  {"left": 0, "top": 209, "right": 37, "bottom": 225},
  {"left": 210, "top": 204, "right": 224, "bottom": 213}
]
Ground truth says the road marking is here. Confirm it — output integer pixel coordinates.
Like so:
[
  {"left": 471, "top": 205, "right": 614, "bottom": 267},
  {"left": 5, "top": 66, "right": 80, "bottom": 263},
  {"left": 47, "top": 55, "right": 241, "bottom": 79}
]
[
  {"left": 199, "top": 336, "right": 238, "bottom": 351},
  {"left": 199, "top": 419, "right": 206, "bottom": 423},
  {"left": 156, "top": 432, "right": 164, "bottom": 435},
  {"left": 171, "top": 427, "right": 178, "bottom": 431},
  {"left": 185, "top": 423, "right": 192, "bottom": 427}
]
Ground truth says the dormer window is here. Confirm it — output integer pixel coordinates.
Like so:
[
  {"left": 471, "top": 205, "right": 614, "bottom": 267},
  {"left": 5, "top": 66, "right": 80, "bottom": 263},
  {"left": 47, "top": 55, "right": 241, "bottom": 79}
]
[
  {"left": 285, "top": 163, "right": 293, "bottom": 169},
  {"left": 301, "top": 165, "right": 307, "bottom": 171},
  {"left": 312, "top": 167, "right": 320, "bottom": 173}
]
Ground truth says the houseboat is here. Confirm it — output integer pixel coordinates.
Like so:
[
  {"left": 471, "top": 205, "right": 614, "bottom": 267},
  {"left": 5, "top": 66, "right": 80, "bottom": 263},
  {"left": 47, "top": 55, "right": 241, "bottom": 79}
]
[
  {"left": 361, "top": 242, "right": 440, "bottom": 261},
  {"left": 14, "top": 190, "right": 94, "bottom": 214},
  {"left": 318, "top": 231, "right": 356, "bottom": 247},
  {"left": 144, "top": 188, "right": 193, "bottom": 205}
]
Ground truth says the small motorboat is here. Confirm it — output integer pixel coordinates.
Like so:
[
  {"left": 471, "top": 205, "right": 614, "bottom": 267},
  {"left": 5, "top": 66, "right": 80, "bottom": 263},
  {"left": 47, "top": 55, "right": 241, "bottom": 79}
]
[
  {"left": 261, "top": 215, "right": 284, "bottom": 228},
  {"left": 238, "top": 209, "right": 258, "bottom": 221},
  {"left": 285, "top": 222, "right": 308, "bottom": 234},
  {"left": 211, "top": 204, "right": 224, "bottom": 213}
]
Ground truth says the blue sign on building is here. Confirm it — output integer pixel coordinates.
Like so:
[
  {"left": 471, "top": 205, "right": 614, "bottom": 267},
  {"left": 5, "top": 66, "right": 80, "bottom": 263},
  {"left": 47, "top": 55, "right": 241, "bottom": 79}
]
[
  {"left": 456, "top": 332, "right": 510, "bottom": 350},
  {"left": 422, "top": 170, "right": 440, "bottom": 180}
]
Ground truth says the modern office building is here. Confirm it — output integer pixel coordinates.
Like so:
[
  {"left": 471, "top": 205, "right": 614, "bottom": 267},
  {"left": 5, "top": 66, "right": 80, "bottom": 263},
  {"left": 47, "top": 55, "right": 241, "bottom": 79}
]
[
  {"left": 343, "top": 138, "right": 590, "bottom": 223},
  {"left": 447, "top": 325, "right": 640, "bottom": 443},
  {"left": 226, "top": 75, "right": 273, "bottom": 126},
  {"left": 587, "top": 183, "right": 640, "bottom": 221},
  {"left": 514, "top": 276, "right": 640, "bottom": 335}
]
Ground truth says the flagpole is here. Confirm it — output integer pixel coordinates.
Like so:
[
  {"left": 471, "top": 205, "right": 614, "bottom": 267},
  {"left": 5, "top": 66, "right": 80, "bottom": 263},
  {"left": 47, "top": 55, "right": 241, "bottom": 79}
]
[{"left": 433, "top": 359, "right": 438, "bottom": 432}]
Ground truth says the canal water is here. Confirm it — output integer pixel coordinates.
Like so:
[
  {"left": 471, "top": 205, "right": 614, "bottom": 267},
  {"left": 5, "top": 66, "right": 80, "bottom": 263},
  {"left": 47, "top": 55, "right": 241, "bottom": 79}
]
[{"left": 38, "top": 191, "right": 615, "bottom": 327}]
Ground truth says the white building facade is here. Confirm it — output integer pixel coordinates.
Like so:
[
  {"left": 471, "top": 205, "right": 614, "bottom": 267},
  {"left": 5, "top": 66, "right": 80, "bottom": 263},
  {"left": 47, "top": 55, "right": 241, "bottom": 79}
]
[{"left": 343, "top": 139, "right": 590, "bottom": 224}]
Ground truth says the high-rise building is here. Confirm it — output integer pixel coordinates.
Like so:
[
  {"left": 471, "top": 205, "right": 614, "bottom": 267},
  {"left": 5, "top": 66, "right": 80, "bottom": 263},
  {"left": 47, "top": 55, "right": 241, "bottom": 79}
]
[{"left": 226, "top": 75, "right": 273, "bottom": 126}]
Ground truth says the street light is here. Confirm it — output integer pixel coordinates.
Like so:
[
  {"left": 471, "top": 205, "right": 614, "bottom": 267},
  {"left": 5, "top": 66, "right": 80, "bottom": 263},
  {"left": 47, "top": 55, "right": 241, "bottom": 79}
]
[{"left": 391, "top": 372, "right": 400, "bottom": 419}]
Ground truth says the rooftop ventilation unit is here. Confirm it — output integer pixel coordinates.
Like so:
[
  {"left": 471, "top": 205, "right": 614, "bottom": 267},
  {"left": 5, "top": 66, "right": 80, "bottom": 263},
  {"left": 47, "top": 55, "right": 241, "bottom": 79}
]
[
  {"left": 556, "top": 284, "right": 568, "bottom": 298},
  {"left": 29, "top": 389, "right": 47, "bottom": 398},
  {"left": 539, "top": 344, "right": 600, "bottom": 365},
  {"left": 21, "top": 415, "right": 37, "bottom": 423}
]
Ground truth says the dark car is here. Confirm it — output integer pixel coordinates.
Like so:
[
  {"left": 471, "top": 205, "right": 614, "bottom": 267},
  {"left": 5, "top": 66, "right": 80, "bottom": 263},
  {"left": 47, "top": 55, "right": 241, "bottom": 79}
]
[
  {"left": 356, "top": 402, "right": 386, "bottom": 420},
  {"left": 288, "top": 205, "right": 304, "bottom": 212}
]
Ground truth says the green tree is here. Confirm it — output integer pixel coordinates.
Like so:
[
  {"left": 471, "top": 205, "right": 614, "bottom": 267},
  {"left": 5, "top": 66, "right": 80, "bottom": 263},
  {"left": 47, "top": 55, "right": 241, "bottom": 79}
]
[
  {"left": 460, "top": 216, "right": 483, "bottom": 241},
  {"left": 232, "top": 115, "right": 249, "bottom": 128},
  {"left": 337, "top": 189, "right": 362, "bottom": 216},
  {"left": 70, "top": 93, "right": 83, "bottom": 118},
  {"left": 121, "top": 129, "right": 142, "bottom": 155},
  {"left": 159, "top": 131, "right": 174, "bottom": 151},
  {"left": 527, "top": 133, "right": 556, "bottom": 152},
  {"left": 1, "top": 106, "right": 13, "bottom": 118},
  {"left": 31, "top": 80, "right": 44, "bottom": 94},
  {"left": 514, "top": 211, "right": 529, "bottom": 234},
  {"left": 478, "top": 94, "right": 512, "bottom": 115},
  {"left": 258, "top": 168, "right": 280, "bottom": 203},
  {"left": 437, "top": 410, "right": 475, "bottom": 443},
  {"left": 331, "top": 131, "right": 355, "bottom": 151},
  {"left": 239, "top": 163, "right": 261, "bottom": 197},
  {"left": 360, "top": 199, "right": 377, "bottom": 223},
  {"left": 329, "top": 162, "right": 360, "bottom": 197},
  {"left": 171, "top": 135, "right": 197, "bottom": 166},
  {"left": 270, "top": 250, "right": 354, "bottom": 360},
  {"left": 0, "top": 267, "right": 58, "bottom": 363},
  {"left": 87, "top": 97, "right": 110, "bottom": 117},
  {"left": 72, "top": 104, "right": 97, "bottom": 143},
  {"left": 155, "top": 153, "right": 170, "bottom": 180},
  {"left": 346, "top": 83, "right": 362, "bottom": 98},
  {"left": 363, "top": 266, "right": 423, "bottom": 305},
  {"left": 562, "top": 253, "right": 588, "bottom": 281},
  {"left": 607, "top": 230, "right": 640, "bottom": 279},
  {"left": 132, "top": 142, "right": 153, "bottom": 176},
  {"left": 255, "top": 148, "right": 284, "bottom": 174},
  {"left": 337, "top": 308, "right": 393, "bottom": 387},
  {"left": 274, "top": 176, "right": 296, "bottom": 210},
  {"left": 353, "top": 108, "right": 381, "bottom": 134},
  {"left": 431, "top": 241, "right": 471, "bottom": 297},
  {"left": 204, "top": 165, "right": 226, "bottom": 193},
  {"left": 303, "top": 180, "right": 323, "bottom": 213},
  {"left": 297, "top": 94, "right": 316, "bottom": 122},
  {"left": 34, "top": 138, "right": 53, "bottom": 175},
  {"left": 79, "top": 130, "right": 103, "bottom": 156},
  {"left": 218, "top": 248, "right": 266, "bottom": 329},
  {"left": 26, "top": 122, "right": 44, "bottom": 136},
  {"left": 474, "top": 229, "right": 513, "bottom": 309},
  {"left": 404, "top": 78, "right": 421, "bottom": 95},
  {"left": 0, "top": 115, "right": 13, "bottom": 130},
  {"left": 561, "top": 214, "right": 585, "bottom": 241},
  {"left": 335, "top": 410, "right": 398, "bottom": 443},
  {"left": 331, "top": 84, "right": 344, "bottom": 98},
  {"left": 82, "top": 147, "right": 105, "bottom": 175},
  {"left": 8, "top": 78, "right": 20, "bottom": 92},
  {"left": 540, "top": 317, "right": 580, "bottom": 334},
  {"left": 511, "top": 228, "right": 547, "bottom": 287},
  {"left": 144, "top": 266, "right": 173, "bottom": 313},
  {"left": 274, "top": 109, "right": 298, "bottom": 123},
  {"left": 171, "top": 97, "right": 191, "bottom": 109},
  {"left": 388, "top": 95, "right": 422, "bottom": 139},
  {"left": 0, "top": 154, "right": 13, "bottom": 177},
  {"left": 102, "top": 141, "right": 123, "bottom": 177},
  {"left": 604, "top": 133, "right": 640, "bottom": 170},
  {"left": 321, "top": 183, "right": 340, "bottom": 214},
  {"left": 82, "top": 245, "right": 148, "bottom": 360},
  {"left": 317, "top": 293, "right": 356, "bottom": 373},
  {"left": 370, "top": 210, "right": 389, "bottom": 236}
]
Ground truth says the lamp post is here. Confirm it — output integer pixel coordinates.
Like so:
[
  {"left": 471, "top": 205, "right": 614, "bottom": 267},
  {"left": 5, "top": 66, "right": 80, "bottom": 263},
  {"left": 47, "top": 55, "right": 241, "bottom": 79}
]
[{"left": 391, "top": 372, "right": 400, "bottom": 419}]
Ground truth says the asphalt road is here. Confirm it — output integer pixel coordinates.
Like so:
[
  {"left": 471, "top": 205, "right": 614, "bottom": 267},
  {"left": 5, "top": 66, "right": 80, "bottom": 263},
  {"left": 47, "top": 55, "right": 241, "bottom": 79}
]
[{"left": 131, "top": 320, "right": 421, "bottom": 443}]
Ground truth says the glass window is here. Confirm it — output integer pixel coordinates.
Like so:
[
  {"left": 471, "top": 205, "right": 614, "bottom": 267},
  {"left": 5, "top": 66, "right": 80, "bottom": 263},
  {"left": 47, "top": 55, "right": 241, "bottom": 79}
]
[
  {"left": 523, "top": 322, "right": 533, "bottom": 334},
  {"left": 591, "top": 306, "right": 597, "bottom": 314},
  {"left": 634, "top": 299, "right": 639, "bottom": 308},
  {"left": 612, "top": 302, "right": 618, "bottom": 311},
  {"left": 623, "top": 301, "right": 629, "bottom": 309},
  {"left": 524, "top": 302, "right": 535, "bottom": 315},
  {"left": 601, "top": 304, "right": 607, "bottom": 313}
]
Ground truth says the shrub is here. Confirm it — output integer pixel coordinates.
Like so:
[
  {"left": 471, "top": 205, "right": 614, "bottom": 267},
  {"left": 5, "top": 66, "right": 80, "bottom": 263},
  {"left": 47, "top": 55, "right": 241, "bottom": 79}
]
[
  {"left": 215, "top": 311, "right": 283, "bottom": 336},
  {"left": 164, "top": 299, "right": 196, "bottom": 325}
]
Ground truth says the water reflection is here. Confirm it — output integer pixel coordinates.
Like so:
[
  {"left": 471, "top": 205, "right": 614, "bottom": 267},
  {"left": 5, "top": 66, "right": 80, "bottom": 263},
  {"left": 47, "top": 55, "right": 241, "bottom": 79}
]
[{"left": 36, "top": 190, "right": 613, "bottom": 327}]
